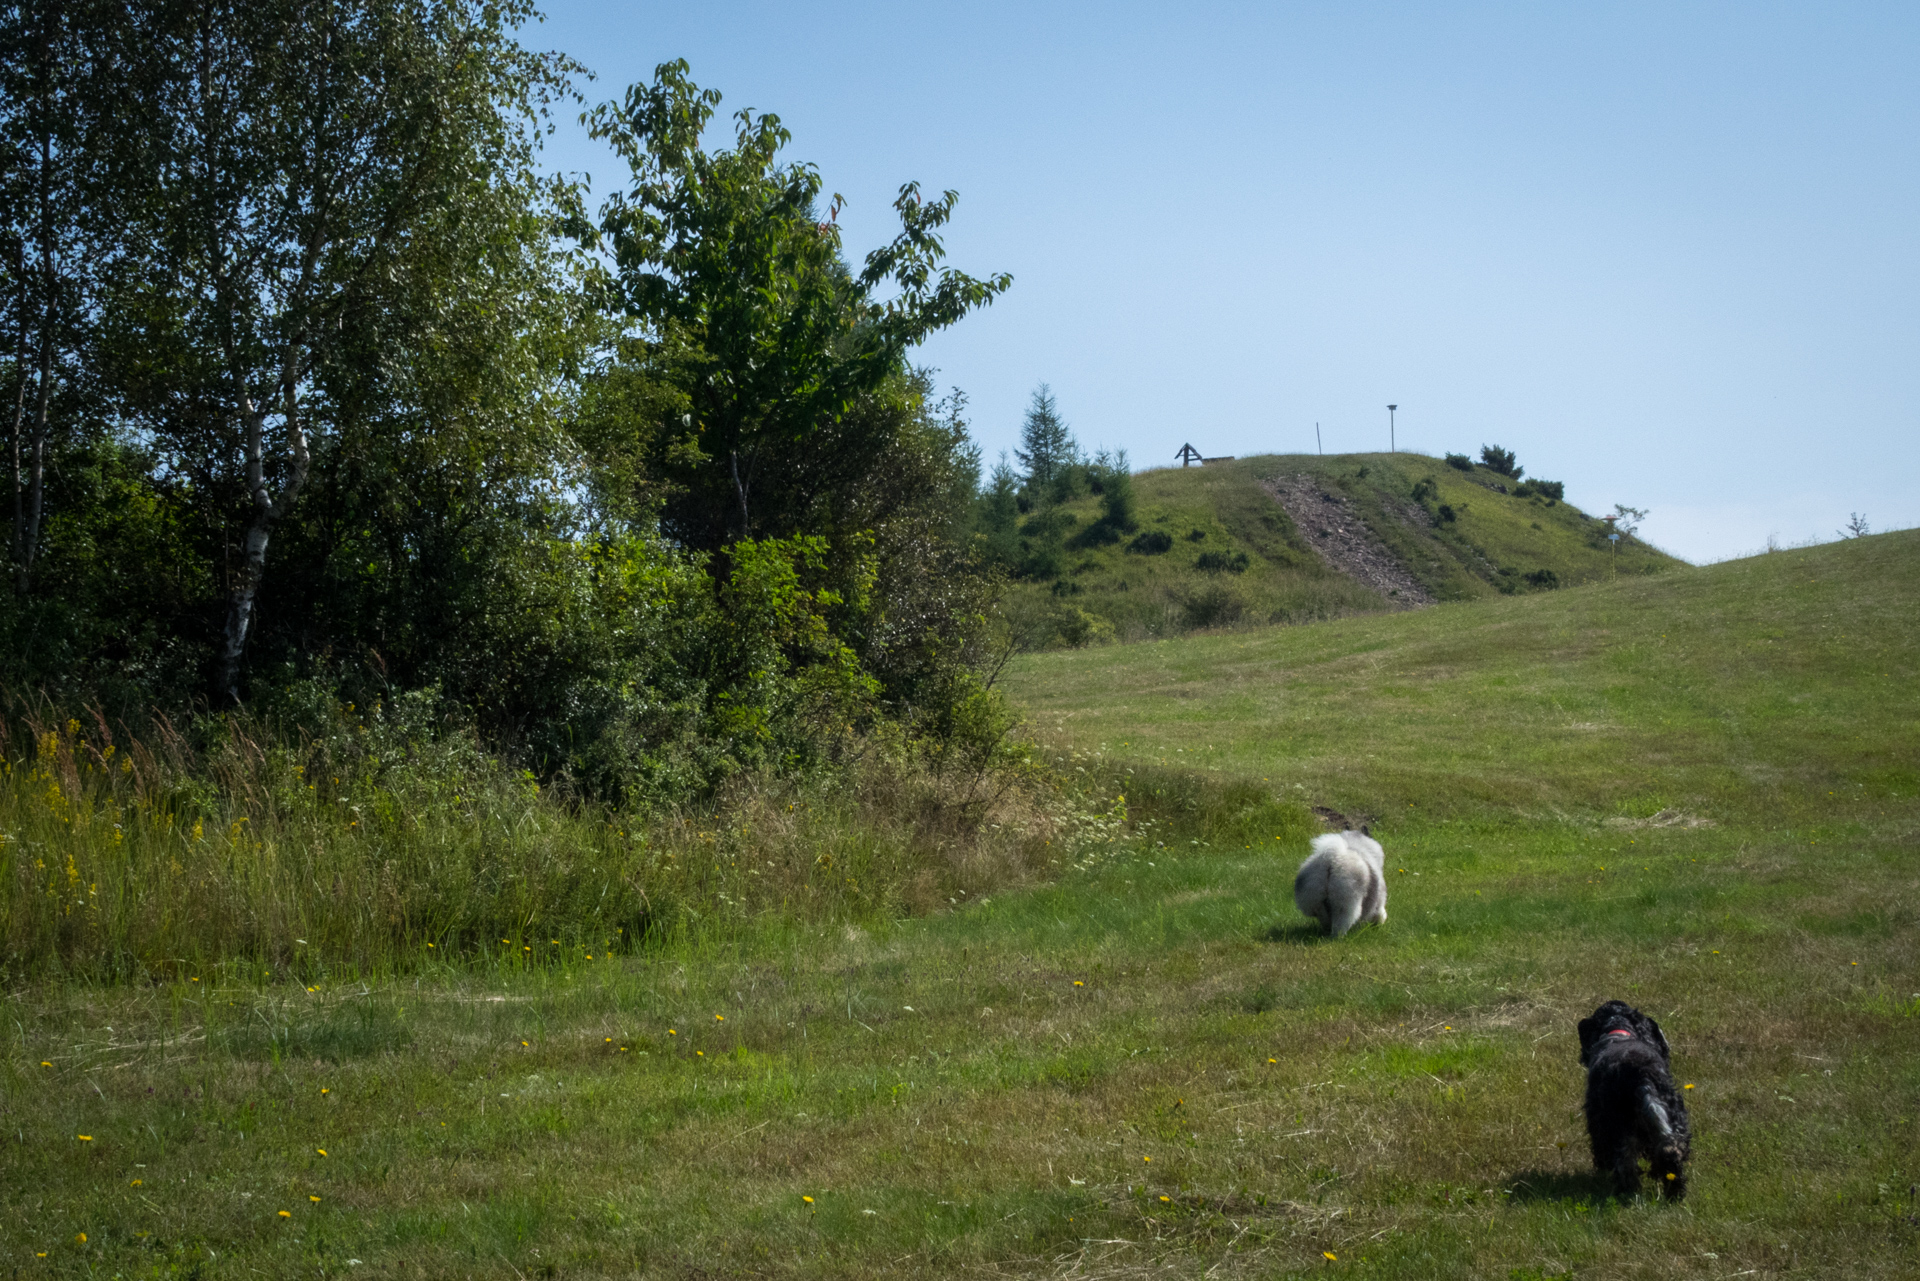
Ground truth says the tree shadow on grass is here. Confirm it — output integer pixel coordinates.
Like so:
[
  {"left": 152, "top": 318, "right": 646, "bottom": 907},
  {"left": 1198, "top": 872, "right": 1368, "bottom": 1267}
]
[{"left": 1500, "top": 1168, "right": 1613, "bottom": 1205}]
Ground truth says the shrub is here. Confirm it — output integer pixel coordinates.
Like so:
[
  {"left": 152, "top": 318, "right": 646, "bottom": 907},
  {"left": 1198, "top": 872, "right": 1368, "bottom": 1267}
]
[
  {"left": 1478, "top": 445, "right": 1522, "bottom": 478},
  {"left": 1436, "top": 503, "right": 1457, "bottom": 523},
  {"left": 1524, "top": 568, "right": 1560, "bottom": 590},
  {"left": 1126, "top": 530, "right": 1173, "bottom": 555},
  {"left": 1410, "top": 476, "right": 1438, "bottom": 502},
  {"left": 1180, "top": 583, "right": 1245, "bottom": 629},
  {"left": 1444, "top": 452, "right": 1474, "bottom": 471},
  {"left": 1186, "top": 528, "right": 1207, "bottom": 541},
  {"left": 1531, "top": 479, "right": 1564, "bottom": 500},
  {"left": 1194, "top": 551, "right": 1250, "bottom": 574}
]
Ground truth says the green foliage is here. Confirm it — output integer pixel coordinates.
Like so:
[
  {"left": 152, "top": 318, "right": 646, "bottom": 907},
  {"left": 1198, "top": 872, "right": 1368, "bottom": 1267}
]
[
  {"left": 1479, "top": 444, "right": 1522, "bottom": 478},
  {"left": 1194, "top": 550, "right": 1250, "bottom": 574},
  {"left": 1444, "top": 452, "right": 1475, "bottom": 471},
  {"left": 1013, "top": 383, "right": 1077, "bottom": 493},
  {"left": 583, "top": 60, "right": 1009, "bottom": 554},
  {"left": 1127, "top": 530, "right": 1173, "bottom": 555},
  {"left": 2, "top": 33, "right": 1014, "bottom": 814}
]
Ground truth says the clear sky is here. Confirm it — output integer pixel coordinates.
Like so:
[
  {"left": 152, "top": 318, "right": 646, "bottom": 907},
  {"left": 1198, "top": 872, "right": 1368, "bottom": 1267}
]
[{"left": 528, "top": 1, "right": 1919, "bottom": 564}]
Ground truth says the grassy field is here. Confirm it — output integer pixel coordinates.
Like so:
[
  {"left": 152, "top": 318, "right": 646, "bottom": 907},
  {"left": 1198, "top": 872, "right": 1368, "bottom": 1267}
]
[
  {"left": 1007, "top": 452, "right": 1682, "bottom": 645},
  {"left": 4, "top": 532, "right": 1916, "bottom": 1278}
]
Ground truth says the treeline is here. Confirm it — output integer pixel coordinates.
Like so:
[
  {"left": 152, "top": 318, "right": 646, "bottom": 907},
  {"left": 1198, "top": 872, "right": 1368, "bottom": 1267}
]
[
  {"left": 973, "top": 384, "right": 1137, "bottom": 582},
  {"left": 0, "top": 1, "right": 1012, "bottom": 802}
]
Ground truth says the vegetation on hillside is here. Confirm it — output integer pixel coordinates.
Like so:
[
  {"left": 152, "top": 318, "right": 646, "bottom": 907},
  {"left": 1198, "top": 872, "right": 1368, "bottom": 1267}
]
[{"left": 989, "top": 445, "right": 1681, "bottom": 648}]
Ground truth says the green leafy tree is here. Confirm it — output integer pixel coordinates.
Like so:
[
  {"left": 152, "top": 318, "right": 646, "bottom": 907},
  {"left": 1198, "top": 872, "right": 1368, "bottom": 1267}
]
[
  {"left": 0, "top": 0, "right": 122, "bottom": 596},
  {"left": 582, "top": 60, "right": 1011, "bottom": 553},
  {"left": 1479, "top": 444, "right": 1522, "bottom": 479},
  {"left": 103, "top": 0, "right": 581, "bottom": 702}
]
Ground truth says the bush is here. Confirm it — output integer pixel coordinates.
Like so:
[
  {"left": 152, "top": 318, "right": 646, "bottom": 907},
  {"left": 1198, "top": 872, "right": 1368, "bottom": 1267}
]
[
  {"left": 1529, "top": 479, "right": 1564, "bottom": 501},
  {"left": 1410, "top": 476, "right": 1438, "bottom": 502},
  {"left": 1444, "top": 452, "right": 1474, "bottom": 471},
  {"left": 1478, "top": 445, "right": 1522, "bottom": 479},
  {"left": 1126, "top": 530, "right": 1173, "bottom": 555},
  {"left": 1524, "top": 568, "right": 1560, "bottom": 590},
  {"left": 1180, "top": 583, "right": 1245, "bottom": 629},
  {"left": 1436, "top": 503, "right": 1457, "bottom": 523},
  {"left": 1194, "top": 551, "right": 1250, "bottom": 574}
]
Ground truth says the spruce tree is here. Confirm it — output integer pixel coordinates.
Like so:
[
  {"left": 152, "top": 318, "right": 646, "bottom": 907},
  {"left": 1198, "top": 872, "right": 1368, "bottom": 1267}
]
[{"left": 1013, "top": 383, "right": 1077, "bottom": 491}]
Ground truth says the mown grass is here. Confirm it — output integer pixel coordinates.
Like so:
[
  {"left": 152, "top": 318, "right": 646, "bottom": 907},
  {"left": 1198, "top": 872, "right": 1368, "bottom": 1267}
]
[{"left": 3, "top": 533, "right": 1916, "bottom": 1278}]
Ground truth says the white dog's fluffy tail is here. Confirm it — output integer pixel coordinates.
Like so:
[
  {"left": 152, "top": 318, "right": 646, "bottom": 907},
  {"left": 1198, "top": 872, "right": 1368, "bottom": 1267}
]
[{"left": 1295, "top": 831, "right": 1389, "bottom": 938}]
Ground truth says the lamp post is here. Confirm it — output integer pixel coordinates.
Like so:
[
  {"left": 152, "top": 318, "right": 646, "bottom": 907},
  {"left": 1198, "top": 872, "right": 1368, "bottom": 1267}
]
[{"left": 1387, "top": 404, "right": 1398, "bottom": 453}]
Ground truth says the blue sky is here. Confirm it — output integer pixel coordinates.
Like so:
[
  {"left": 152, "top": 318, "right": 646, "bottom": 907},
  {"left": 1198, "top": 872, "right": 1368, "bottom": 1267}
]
[{"left": 530, "top": 2, "right": 1919, "bottom": 563}]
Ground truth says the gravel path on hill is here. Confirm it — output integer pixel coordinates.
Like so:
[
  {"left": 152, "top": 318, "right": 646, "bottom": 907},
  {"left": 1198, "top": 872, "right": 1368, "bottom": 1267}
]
[{"left": 1260, "top": 474, "right": 1435, "bottom": 607}]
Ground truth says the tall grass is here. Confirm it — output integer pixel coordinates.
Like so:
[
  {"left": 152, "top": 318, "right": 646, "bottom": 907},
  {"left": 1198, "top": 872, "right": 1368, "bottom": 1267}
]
[{"left": 0, "top": 701, "right": 1071, "bottom": 982}]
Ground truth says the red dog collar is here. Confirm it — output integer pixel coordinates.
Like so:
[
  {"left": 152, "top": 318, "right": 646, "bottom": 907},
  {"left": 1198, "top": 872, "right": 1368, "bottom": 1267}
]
[{"left": 1607, "top": 1029, "right": 1633, "bottom": 1037}]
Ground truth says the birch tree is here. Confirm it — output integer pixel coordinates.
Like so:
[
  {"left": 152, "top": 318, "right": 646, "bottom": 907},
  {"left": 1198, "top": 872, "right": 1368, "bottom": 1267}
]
[
  {"left": 0, "top": 0, "right": 121, "bottom": 595},
  {"left": 108, "top": 0, "right": 575, "bottom": 702}
]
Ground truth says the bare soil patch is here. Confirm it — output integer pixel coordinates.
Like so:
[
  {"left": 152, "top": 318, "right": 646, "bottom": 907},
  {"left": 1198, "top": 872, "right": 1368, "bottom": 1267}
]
[{"left": 1260, "top": 474, "right": 1434, "bottom": 607}]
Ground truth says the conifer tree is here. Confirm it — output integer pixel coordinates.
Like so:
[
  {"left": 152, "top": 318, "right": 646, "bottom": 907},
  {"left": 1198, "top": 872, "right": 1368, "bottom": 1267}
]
[{"left": 1013, "top": 383, "right": 1076, "bottom": 491}]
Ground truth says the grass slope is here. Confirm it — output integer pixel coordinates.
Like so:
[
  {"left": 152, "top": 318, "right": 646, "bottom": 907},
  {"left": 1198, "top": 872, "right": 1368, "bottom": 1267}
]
[
  {"left": 1011, "top": 452, "right": 1682, "bottom": 645},
  {"left": 4, "top": 534, "right": 1915, "bottom": 1278}
]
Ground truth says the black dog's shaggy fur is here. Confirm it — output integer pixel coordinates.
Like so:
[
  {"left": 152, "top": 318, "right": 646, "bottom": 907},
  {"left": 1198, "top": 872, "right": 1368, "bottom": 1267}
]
[{"left": 1577, "top": 1000, "right": 1692, "bottom": 1199}]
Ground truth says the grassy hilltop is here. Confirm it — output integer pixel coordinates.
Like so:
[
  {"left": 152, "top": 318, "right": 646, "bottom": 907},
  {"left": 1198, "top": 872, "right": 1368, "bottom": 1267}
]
[
  {"left": 3, "top": 533, "right": 1915, "bottom": 1278},
  {"left": 1009, "top": 452, "right": 1683, "bottom": 646}
]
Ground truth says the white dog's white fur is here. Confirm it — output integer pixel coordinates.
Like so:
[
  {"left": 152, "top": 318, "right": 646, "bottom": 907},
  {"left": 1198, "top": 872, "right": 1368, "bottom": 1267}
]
[{"left": 1294, "top": 829, "right": 1388, "bottom": 937}]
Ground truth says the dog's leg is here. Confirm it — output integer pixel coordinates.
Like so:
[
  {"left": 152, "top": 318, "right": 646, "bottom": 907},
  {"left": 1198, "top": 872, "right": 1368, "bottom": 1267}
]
[
  {"left": 1362, "top": 868, "right": 1387, "bottom": 925},
  {"left": 1330, "top": 894, "right": 1363, "bottom": 938},
  {"left": 1651, "top": 1146, "right": 1686, "bottom": 1200}
]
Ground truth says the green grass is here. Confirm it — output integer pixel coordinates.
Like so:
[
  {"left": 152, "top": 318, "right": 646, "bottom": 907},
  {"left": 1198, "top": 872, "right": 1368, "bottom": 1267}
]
[
  {"left": 4, "top": 533, "right": 1916, "bottom": 1277},
  {"left": 1008, "top": 452, "right": 1683, "bottom": 645}
]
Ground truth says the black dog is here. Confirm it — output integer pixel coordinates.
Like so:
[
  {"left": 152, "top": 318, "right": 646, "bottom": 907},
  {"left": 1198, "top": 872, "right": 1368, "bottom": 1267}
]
[{"left": 1576, "top": 1000, "right": 1691, "bottom": 1199}]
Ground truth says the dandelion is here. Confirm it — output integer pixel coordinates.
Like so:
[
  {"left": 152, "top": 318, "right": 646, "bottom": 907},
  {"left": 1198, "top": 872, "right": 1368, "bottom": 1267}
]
[
  {"left": 1142, "top": 1156, "right": 1151, "bottom": 1163},
  {"left": 1074, "top": 981, "right": 1084, "bottom": 987},
  {"left": 1684, "top": 1083, "right": 1695, "bottom": 1089},
  {"left": 279, "top": 1210, "right": 291, "bottom": 1218},
  {"left": 1665, "top": 1172, "right": 1676, "bottom": 1181},
  {"left": 1323, "top": 1251, "right": 1337, "bottom": 1261},
  {"left": 521, "top": 1040, "right": 529, "bottom": 1047},
  {"left": 75, "top": 1233, "right": 86, "bottom": 1244},
  {"left": 802, "top": 1195, "right": 814, "bottom": 1204},
  {"left": 1268, "top": 1058, "right": 1277, "bottom": 1064},
  {"left": 696, "top": 1050, "right": 704, "bottom": 1057},
  {"left": 310, "top": 1196, "right": 321, "bottom": 1202},
  {"left": 77, "top": 1135, "right": 92, "bottom": 1141},
  {"left": 1159, "top": 1195, "right": 1171, "bottom": 1203},
  {"left": 321, "top": 1088, "right": 329, "bottom": 1095},
  {"left": 41, "top": 1061, "right": 51, "bottom": 1067},
  {"left": 317, "top": 1148, "right": 327, "bottom": 1157},
  {"left": 130, "top": 1179, "right": 142, "bottom": 1186},
  {"left": 669, "top": 1029, "right": 677, "bottom": 1036},
  {"left": 427, "top": 943, "right": 434, "bottom": 948},
  {"left": 606, "top": 1037, "right": 613, "bottom": 1043},
  {"left": 715, "top": 1014, "right": 725, "bottom": 1021}
]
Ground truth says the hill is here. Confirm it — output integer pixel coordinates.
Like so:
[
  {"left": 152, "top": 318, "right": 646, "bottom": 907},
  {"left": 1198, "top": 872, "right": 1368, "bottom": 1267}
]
[
  {"left": 6, "top": 534, "right": 1914, "bottom": 1278},
  {"left": 1007, "top": 451, "right": 1685, "bottom": 647}
]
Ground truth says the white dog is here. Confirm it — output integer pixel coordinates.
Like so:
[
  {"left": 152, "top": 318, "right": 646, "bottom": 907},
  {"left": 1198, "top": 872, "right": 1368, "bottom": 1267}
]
[{"left": 1294, "top": 828, "right": 1388, "bottom": 937}]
